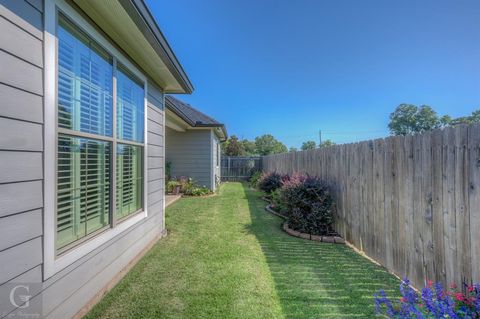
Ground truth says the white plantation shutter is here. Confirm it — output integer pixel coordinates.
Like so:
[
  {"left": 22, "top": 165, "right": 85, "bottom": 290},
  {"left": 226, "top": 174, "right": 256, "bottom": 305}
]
[
  {"left": 57, "top": 136, "right": 110, "bottom": 249},
  {"left": 56, "top": 15, "right": 145, "bottom": 251},
  {"left": 58, "top": 17, "right": 113, "bottom": 137},
  {"left": 117, "top": 67, "right": 144, "bottom": 143},
  {"left": 116, "top": 67, "right": 144, "bottom": 219},
  {"left": 116, "top": 144, "right": 142, "bottom": 219}
]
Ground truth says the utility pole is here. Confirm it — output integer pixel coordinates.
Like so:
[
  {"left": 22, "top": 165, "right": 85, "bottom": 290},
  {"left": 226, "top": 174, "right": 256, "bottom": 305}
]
[{"left": 318, "top": 129, "right": 322, "bottom": 147}]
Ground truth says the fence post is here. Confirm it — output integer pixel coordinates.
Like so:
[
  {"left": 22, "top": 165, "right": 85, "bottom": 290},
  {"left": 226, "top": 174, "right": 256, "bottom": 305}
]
[{"left": 228, "top": 157, "right": 231, "bottom": 181}]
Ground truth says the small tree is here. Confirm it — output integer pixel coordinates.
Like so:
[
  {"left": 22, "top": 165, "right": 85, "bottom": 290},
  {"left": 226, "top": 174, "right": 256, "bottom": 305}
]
[
  {"left": 224, "top": 135, "right": 245, "bottom": 156},
  {"left": 241, "top": 139, "right": 258, "bottom": 156},
  {"left": 319, "top": 139, "right": 335, "bottom": 148},
  {"left": 388, "top": 104, "right": 440, "bottom": 135},
  {"left": 255, "top": 134, "right": 288, "bottom": 156},
  {"left": 301, "top": 140, "right": 316, "bottom": 150}
]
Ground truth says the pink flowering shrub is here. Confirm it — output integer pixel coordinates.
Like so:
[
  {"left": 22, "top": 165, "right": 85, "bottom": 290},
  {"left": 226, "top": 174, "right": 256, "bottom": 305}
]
[
  {"left": 279, "top": 173, "right": 335, "bottom": 235},
  {"left": 257, "top": 171, "right": 284, "bottom": 194}
]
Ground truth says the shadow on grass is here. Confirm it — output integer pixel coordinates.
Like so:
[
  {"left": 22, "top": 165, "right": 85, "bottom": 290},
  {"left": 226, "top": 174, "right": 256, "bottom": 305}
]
[{"left": 242, "top": 183, "right": 400, "bottom": 318}]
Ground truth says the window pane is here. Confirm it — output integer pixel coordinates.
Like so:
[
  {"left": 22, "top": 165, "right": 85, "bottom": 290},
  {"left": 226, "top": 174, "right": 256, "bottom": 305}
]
[
  {"left": 117, "top": 68, "right": 144, "bottom": 143},
  {"left": 116, "top": 144, "right": 143, "bottom": 219},
  {"left": 57, "top": 135, "right": 111, "bottom": 249},
  {"left": 58, "top": 17, "right": 113, "bottom": 137}
]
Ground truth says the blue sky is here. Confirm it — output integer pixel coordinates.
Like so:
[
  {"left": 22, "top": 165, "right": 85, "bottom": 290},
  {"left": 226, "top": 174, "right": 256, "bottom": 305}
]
[{"left": 146, "top": 0, "right": 480, "bottom": 148}]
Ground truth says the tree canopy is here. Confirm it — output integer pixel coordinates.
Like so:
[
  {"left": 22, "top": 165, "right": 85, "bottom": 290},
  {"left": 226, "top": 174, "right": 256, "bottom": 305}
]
[
  {"left": 254, "top": 134, "right": 288, "bottom": 156},
  {"left": 222, "top": 134, "right": 288, "bottom": 156},
  {"left": 319, "top": 139, "right": 336, "bottom": 148},
  {"left": 223, "top": 135, "right": 245, "bottom": 156},
  {"left": 389, "top": 104, "right": 480, "bottom": 135},
  {"left": 301, "top": 140, "right": 317, "bottom": 150}
]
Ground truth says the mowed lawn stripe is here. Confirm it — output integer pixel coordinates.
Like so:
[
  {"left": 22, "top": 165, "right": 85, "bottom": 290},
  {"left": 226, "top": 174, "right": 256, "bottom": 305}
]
[{"left": 86, "top": 183, "right": 399, "bottom": 319}]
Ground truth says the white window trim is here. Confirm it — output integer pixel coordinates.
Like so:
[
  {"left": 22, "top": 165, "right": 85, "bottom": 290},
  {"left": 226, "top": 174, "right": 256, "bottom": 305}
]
[{"left": 44, "top": 0, "right": 148, "bottom": 279}]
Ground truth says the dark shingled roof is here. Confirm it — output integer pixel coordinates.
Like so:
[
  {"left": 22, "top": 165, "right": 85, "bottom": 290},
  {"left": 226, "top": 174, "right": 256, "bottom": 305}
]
[{"left": 165, "top": 95, "right": 227, "bottom": 140}]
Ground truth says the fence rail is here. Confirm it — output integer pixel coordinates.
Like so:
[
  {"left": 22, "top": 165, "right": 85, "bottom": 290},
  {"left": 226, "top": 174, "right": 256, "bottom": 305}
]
[
  {"left": 262, "top": 124, "right": 480, "bottom": 289},
  {"left": 221, "top": 156, "right": 262, "bottom": 181}
]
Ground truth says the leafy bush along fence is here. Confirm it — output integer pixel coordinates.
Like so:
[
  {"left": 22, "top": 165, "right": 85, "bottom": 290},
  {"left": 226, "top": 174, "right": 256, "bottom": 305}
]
[
  {"left": 257, "top": 172, "right": 337, "bottom": 237},
  {"left": 262, "top": 124, "right": 480, "bottom": 290}
]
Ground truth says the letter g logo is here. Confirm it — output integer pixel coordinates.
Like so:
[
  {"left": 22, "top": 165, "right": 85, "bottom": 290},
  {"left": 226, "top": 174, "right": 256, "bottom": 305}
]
[{"left": 9, "top": 285, "right": 31, "bottom": 309}]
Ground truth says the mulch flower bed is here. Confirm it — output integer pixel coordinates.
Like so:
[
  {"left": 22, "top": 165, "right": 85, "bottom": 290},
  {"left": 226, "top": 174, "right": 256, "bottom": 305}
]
[{"left": 263, "top": 202, "right": 345, "bottom": 244}]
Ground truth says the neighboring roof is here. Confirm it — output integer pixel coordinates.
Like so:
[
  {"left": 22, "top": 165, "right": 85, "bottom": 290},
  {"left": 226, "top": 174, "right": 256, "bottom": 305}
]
[{"left": 165, "top": 95, "right": 228, "bottom": 140}]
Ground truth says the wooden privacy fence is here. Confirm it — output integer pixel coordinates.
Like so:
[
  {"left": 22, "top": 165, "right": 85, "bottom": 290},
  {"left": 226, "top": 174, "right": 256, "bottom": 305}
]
[
  {"left": 262, "top": 124, "right": 480, "bottom": 289},
  {"left": 221, "top": 156, "right": 262, "bottom": 181}
]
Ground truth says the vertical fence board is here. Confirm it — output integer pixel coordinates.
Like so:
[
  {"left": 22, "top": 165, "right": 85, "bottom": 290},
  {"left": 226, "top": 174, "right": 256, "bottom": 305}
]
[
  {"left": 403, "top": 135, "right": 416, "bottom": 282},
  {"left": 412, "top": 134, "right": 425, "bottom": 286},
  {"left": 454, "top": 125, "right": 471, "bottom": 285},
  {"left": 431, "top": 129, "right": 446, "bottom": 284},
  {"left": 443, "top": 127, "right": 457, "bottom": 286},
  {"left": 468, "top": 124, "right": 480, "bottom": 283},
  {"left": 384, "top": 137, "right": 395, "bottom": 271},
  {"left": 422, "top": 132, "right": 435, "bottom": 283}
]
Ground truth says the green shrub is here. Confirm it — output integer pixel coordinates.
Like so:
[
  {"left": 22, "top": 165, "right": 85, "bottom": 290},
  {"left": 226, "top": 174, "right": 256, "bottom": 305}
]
[
  {"left": 177, "top": 176, "right": 193, "bottom": 193},
  {"left": 270, "top": 189, "right": 286, "bottom": 214},
  {"left": 258, "top": 171, "right": 284, "bottom": 194},
  {"left": 249, "top": 171, "right": 262, "bottom": 188},
  {"left": 185, "top": 186, "right": 212, "bottom": 196},
  {"left": 166, "top": 161, "right": 172, "bottom": 179},
  {"left": 166, "top": 180, "right": 180, "bottom": 194},
  {"left": 279, "top": 174, "right": 335, "bottom": 235}
]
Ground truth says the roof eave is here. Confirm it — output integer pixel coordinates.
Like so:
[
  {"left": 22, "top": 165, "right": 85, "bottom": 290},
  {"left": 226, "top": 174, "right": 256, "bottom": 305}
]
[{"left": 119, "top": 0, "right": 194, "bottom": 93}]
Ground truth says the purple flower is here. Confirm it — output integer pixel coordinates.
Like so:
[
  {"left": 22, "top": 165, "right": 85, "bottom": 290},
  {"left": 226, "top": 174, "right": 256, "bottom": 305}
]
[{"left": 374, "top": 279, "right": 480, "bottom": 318}]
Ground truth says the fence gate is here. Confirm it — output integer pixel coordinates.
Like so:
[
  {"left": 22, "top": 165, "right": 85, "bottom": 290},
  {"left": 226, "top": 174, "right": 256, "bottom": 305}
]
[{"left": 221, "top": 156, "right": 262, "bottom": 181}]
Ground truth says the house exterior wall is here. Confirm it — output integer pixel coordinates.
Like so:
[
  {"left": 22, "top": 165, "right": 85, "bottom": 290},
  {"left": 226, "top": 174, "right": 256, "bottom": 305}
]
[
  {"left": 0, "top": 1, "right": 166, "bottom": 318},
  {"left": 212, "top": 133, "right": 221, "bottom": 191},
  {"left": 165, "top": 127, "right": 214, "bottom": 190}
]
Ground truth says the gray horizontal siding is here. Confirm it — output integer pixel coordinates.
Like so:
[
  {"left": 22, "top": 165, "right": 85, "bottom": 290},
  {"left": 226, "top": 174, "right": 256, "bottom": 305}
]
[
  {"left": 213, "top": 134, "right": 221, "bottom": 190},
  {"left": 0, "top": 181, "right": 43, "bottom": 218},
  {"left": 148, "top": 179, "right": 163, "bottom": 194},
  {"left": 0, "top": 49, "right": 43, "bottom": 95},
  {"left": 0, "top": 0, "right": 45, "bottom": 305},
  {"left": 147, "top": 105, "right": 163, "bottom": 124},
  {"left": 0, "top": 237, "right": 42, "bottom": 285},
  {"left": 148, "top": 168, "right": 164, "bottom": 182},
  {"left": 0, "top": 15, "right": 43, "bottom": 67},
  {"left": 0, "top": 83, "right": 43, "bottom": 123},
  {"left": 0, "top": 117, "right": 43, "bottom": 151},
  {"left": 24, "top": 213, "right": 164, "bottom": 319},
  {"left": 147, "top": 82, "right": 164, "bottom": 109},
  {"left": 45, "top": 224, "right": 160, "bottom": 318},
  {"left": 165, "top": 127, "right": 214, "bottom": 189},
  {"left": 0, "top": 265, "right": 43, "bottom": 316},
  {"left": 0, "top": 209, "right": 42, "bottom": 251},
  {"left": 146, "top": 84, "right": 165, "bottom": 216},
  {"left": 0, "top": 0, "right": 43, "bottom": 40},
  {"left": 0, "top": 151, "right": 42, "bottom": 183},
  {"left": 147, "top": 144, "right": 164, "bottom": 157}
]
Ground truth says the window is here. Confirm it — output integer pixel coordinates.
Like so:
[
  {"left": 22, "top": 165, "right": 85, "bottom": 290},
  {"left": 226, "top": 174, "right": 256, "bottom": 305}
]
[{"left": 56, "top": 15, "right": 145, "bottom": 252}]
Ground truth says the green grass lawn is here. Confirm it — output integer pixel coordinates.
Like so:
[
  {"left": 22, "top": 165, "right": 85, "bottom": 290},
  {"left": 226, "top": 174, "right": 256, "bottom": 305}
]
[{"left": 85, "top": 183, "right": 399, "bottom": 319}]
